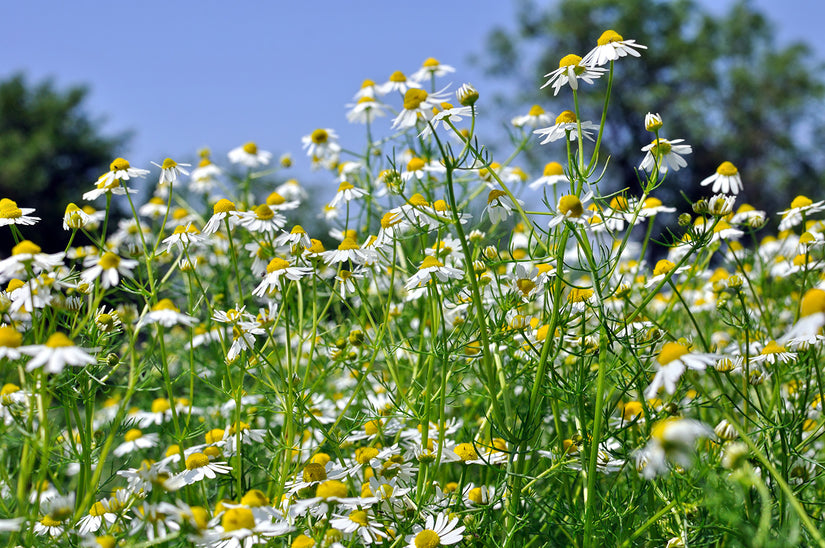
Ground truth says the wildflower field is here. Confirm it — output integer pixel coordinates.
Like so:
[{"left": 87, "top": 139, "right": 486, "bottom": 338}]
[{"left": 3, "top": 30, "right": 825, "bottom": 548}]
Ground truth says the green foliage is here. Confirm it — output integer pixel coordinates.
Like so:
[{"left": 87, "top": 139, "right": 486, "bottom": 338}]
[
  {"left": 0, "top": 74, "right": 128, "bottom": 251},
  {"left": 478, "top": 0, "right": 825, "bottom": 212}
]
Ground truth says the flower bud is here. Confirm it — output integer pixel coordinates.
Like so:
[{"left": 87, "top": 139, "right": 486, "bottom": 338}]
[
  {"left": 678, "top": 213, "right": 692, "bottom": 227},
  {"left": 456, "top": 83, "right": 479, "bottom": 106},
  {"left": 644, "top": 112, "right": 663, "bottom": 132}
]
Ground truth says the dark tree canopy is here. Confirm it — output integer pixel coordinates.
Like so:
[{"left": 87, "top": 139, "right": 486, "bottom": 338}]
[
  {"left": 478, "top": 0, "right": 825, "bottom": 214},
  {"left": 0, "top": 74, "right": 128, "bottom": 252}
]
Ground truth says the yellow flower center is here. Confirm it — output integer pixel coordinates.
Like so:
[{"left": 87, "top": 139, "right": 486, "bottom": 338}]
[
  {"left": 290, "top": 225, "right": 307, "bottom": 235},
  {"left": 649, "top": 138, "right": 672, "bottom": 156},
  {"left": 213, "top": 199, "right": 236, "bottom": 214},
  {"left": 221, "top": 507, "right": 255, "bottom": 532},
  {"left": 650, "top": 417, "right": 678, "bottom": 442},
  {"left": 1, "top": 383, "right": 20, "bottom": 396},
  {"left": 303, "top": 462, "right": 328, "bottom": 482},
  {"left": 389, "top": 71, "right": 407, "bottom": 83},
  {"left": 432, "top": 199, "right": 448, "bottom": 212},
  {"left": 355, "top": 446, "right": 379, "bottom": 464},
  {"left": 403, "top": 88, "right": 429, "bottom": 110},
  {"left": 555, "top": 110, "right": 577, "bottom": 124},
  {"left": 338, "top": 237, "right": 359, "bottom": 251},
  {"left": 350, "top": 510, "right": 369, "bottom": 526},
  {"left": 161, "top": 158, "right": 178, "bottom": 169},
  {"left": 266, "top": 257, "right": 290, "bottom": 273},
  {"left": 316, "top": 480, "right": 347, "bottom": 499},
  {"left": 267, "top": 192, "right": 286, "bottom": 205},
  {"left": 407, "top": 157, "right": 426, "bottom": 172},
  {"left": 408, "top": 193, "right": 429, "bottom": 207},
  {"left": 543, "top": 162, "right": 564, "bottom": 176},
  {"left": 568, "top": 287, "right": 593, "bottom": 303},
  {"left": 622, "top": 401, "right": 644, "bottom": 420},
  {"left": 716, "top": 161, "right": 738, "bottom": 176},
  {"left": 12, "top": 240, "right": 41, "bottom": 255},
  {"left": 0, "top": 326, "right": 22, "bottom": 348},
  {"left": 292, "top": 534, "right": 316, "bottom": 548},
  {"left": 0, "top": 199, "right": 22, "bottom": 219},
  {"left": 761, "top": 340, "right": 786, "bottom": 355},
  {"left": 337, "top": 181, "right": 354, "bottom": 192},
  {"left": 185, "top": 452, "right": 209, "bottom": 470},
  {"left": 653, "top": 260, "right": 675, "bottom": 277},
  {"left": 240, "top": 489, "right": 269, "bottom": 507},
  {"left": 419, "top": 256, "right": 444, "bottom": 270},
  {"left": 557, "top": 195, "right": 584, "bottom": 218},
  {"left": 45, "top": 332, "right": 74, "bottom": 348},
  {"left": 205, "top": 428, "right": 225, "bottom": 444},
  {"left": 415, "top": 529, "right": 441, "bottom": 548},
  {"left": 242, "top": 142, "right": 258, "bottom": 154},
  {"left": 643, "top": 197, "right": 663, "bottom": 208},
  {"left": 791, "top": 195, "right": 813, "bottom": 209},
  {"left": 311, "top": 129, "right": 329, "bottom": 144},
  {"left": 89, "top": 501, "right": 108, "bottom": 517},
  {"left": 152, "top": 398, "right": 171, "bottom": 413},
  {"left": 422, "top": 57, "right": 440, "bottom": 68},
  {"left": 454, "top": 442, "right": 478, "bottom": 461},
  {"left": 381, "top": 212, "right": 402, "bottom": 229},
  {"left": 597, "top": 30, "right": 624, "bottom": 46},
  {"left": 360, "top": 79, "right": 375, "bottom": 89},
  {"left": 658, "top": 342, "right": 689, "bottom": 365},
  {"left": 109, "top": 158, "right": 131, "bottom": 171},
  {"left": 486, "top": 189, "right": 507, "bottom": 205},
  {"left": 40, "top": 516, "right": 62, "bottom": 527},
  {"left": 527, "top": 104, "right": 545, "bottom": 117},
  {"left": 254, "top": 204, "right": 274, "bottom": 220},
  {"left": 124, "top": 429, "right": 143, "bottom": 442},
  {"left": 801, "top": 288, "right": 825, "bottom": 317},
  {"left": 98, "top": 252, "right": 121, "bottom": 270},
  {"left": 152, "top": 299, "right": 180, "bottom": 312}
]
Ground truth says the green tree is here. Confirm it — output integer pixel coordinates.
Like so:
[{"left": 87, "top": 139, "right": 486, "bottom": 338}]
[
  {"left": 0, "top": 74, "right": 129, "bottom": 252},
  {"left": 478, "top": 0, "right": 825, "bottom": 214}
]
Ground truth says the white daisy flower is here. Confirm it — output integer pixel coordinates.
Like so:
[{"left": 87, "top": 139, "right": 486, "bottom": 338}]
[
  {"left": 582, "top": 29, "right": 647, "bottom": 67},
  {"left": 391, "top": 87, "right": 451, "bottom": 130},
  {"left": 377, "top": 70, "right": 421, "bottom": 96},
  {"left": 235, "top": 204, "right": 287, "bottom": 234},
  {"left": 252, "top": 258, "right": 313, "bottom": 297},
  {"left": 346, "top": 96, "right": 388, "bottom": 124},
  {"left": 529, "top": 161, "right": 570, "bottom": 190},
  {"left": 778, "top": 195, "right": 825, "bottom": 231},
  {"left": 228, "top": 141, "right": 272, "bottom": 168},
  {"left": 328, "top": 181, "right": 367, "bottom": 209},
  {"left": 548, "top": 192, "right": 594, "bottom": 228},
  {"left": 512, "top": 104, "right": 553, "bottom": 129},
  {"left": 113, "top": 429, "right": 159, "bottom": 457},
  {"left": 639, "top": 138, "right": 692, "bottom": 173},
  {"left": 484, "top": 189, "right": 523, "bottom": 225},
  {"left": 20, "top": 332, "right": 96, "bottom": 374},
  {"left": 700, "top": 161, "right": 743, "bottom": 195},
  {"left": 151, "top": 157, "right": 191, "bottom": 185},
  {"left": 405, "top": 513, "right": 465, "bottom": 548},
  {"left": 137, "top": 299, "right": 197, "bottom": 329},
  {"left": 534, "top": 110, "right": 598, "bottom": 144},
  {"left": 165, "top": 452, "right": 232, "bottom": 490},
  {"left": 202, "top": 199, "right": 241, "bottom": 235},
  {"left": 0, "top": 198, "right": 39, "bottom": 226},
  {"left": 411, "top": 57, "right": 456, "bottom": 81},
  {"left": 644, "top": 342, "right": 718, "bottom": 399},
  {"left": 635, "top": 417, "right": 712, "bottom": 479},
  {"left": 541, "top": 53, "right": 606, "bottom": 95},
  {"left": 161, "top": 223, "right": 205, "bottom": 254},
  {"left": 404, "top": 256, "right": 464, "bottom": 290},
  {"left": 301, "top": 128, "right": 341, "bottom": 163},
  {"left": 81, "top": 252, "right": 138, "bottom": 289}
]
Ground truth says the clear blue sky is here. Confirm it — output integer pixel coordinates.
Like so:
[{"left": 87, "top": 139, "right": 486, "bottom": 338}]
[{"left": 1, "top": 0, "right": 821, "bottom": 183}]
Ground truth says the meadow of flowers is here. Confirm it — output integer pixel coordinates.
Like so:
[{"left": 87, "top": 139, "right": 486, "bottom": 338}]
[{"left": 2, "top": 29, "right": 825, "bottom": 548}]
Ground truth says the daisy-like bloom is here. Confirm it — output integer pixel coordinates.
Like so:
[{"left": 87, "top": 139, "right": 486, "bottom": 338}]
[
  {"left": 63, "top": 203, "right": 92, "bottom": 230},
  {"left": 534, "top": 110, "right": 598, "bottom": 144},
  {"left": 346, "top": 96, "right": 388, "bottom": 124},
  {"left": 20, "top": 332, "right": 96, "bottom": 374},
  {"left": 274, "top": 225, "right": 312, "bottom": 249},
  {"left": 485, "top": 189, "right": 523, "bottom": 224},
  {"left": 165, "top": 452, "right": 232, "bottom": 490},
  {"left": 81, "top": 251, "right": 138, "bottom": 289},
  {"left": 639, "top": 138, "right": 692, "bottom": 173},
  {"left": 419, "top": 102, "right": 473, "bottom": 138},
  {"left": 636, "top": 418, "right": 712, "bottom": 480},
  {"left": 161, "top": 223, "right": 205, "bottom": 254},
  {"left": 94, "top": 306, "right": 122, "bottom": 334},
  {"left": 644, "top": 259, "right": 689, "bottom": 288},
  {"left": 547, "top": 192, "right": 594, "bottom": 228},
  {"left": 750, "top": 340, "right": 796, "bottom": 366},
  {"left": 0, "top": 198, "right": 40, "bottom": 227},
  {"left": 301, "top": 128, "right": 341, "bottom": 160},
  {"left": 137, "top": 299, "right": 197, "bottom": 328},
  {"left": 228, "top": 141, "right": 272, "bottom": 168},
  {"left": 644, "top": 342, "right": 718, "bottom": 399},
  {"left": 0, "top": 325, "right": 23, "bottom": 359},
  {"left": 0, "top": 240, "right": 65, "bottom": 282},
  {"left": 265, "top": 191, "right": 300, "bottom": 212},
  {"left": 404, "top": 256, "right": 464, "bottom": 291},
  {"left": 529, "top": 161, "right": 570, "bottom": 190},
  {"left": 391, "top": 87, "right": 451, "bottom": 130},
  {"left": 377, "top": 70, "right": 421, "bottom": 96},
  {"left": 113, "top": 429, "right": 159, "bottom": 457},
  {"left": 202, "top": 198, "right": 241, "bottom": 235},
  {"left": 92, "top": 157, "right": 150, "bottom": 191},
  {"left": 582, "top": 29, "right": 648, "bottom": 67},
  {"left": 405, "top": 513, "right": 465, "bottom": 548},
  {"left": 189, "top": 157, "right": 222, "bottom": 194},
  {"left": 322, "top": 237, "right": 367, "bottom": 265},
  {"left": 328, "top": 181, "right": 367, "bottom": 209},
  {"left": 778, "top": 195, "right": 825, "bottom": 231},
  {"left": 411, "top": 57, "right": 456, "bottom": 81},
  {"left": 236, "top": 204, "right": 287, "bottom": 234},
  {"left": 252, "top": 258, "right": 314, "bottom": 297},
  {"left": 151, "top": 157, "right": 191, "bottom": 186},
  {"left": 276, "top": 178, "right": 309, "bottom": 202},
  {"left": 638, "top": 196, "right": 676, "bottom": 217},
  {"left": 511, "top": 104, "right": 553, "bottom": 129},
  {"left": 701, "top": 161, "right": 743, "bottom": 195},
  {"left": 203, "top": 507, "right": 292, "bottom": 547},
  {"left": 354, "top": 78, "right": 378, "bottom": 100},
  {"left": 329, "top": 509, "right": 388, "bottom": 545},
  {"left": 541, "top": 53, "right": 606, "bottom": 95}
]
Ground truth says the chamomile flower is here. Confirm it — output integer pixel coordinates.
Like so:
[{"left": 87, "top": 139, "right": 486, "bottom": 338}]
[
  {"left": 534, "top": 110, "right": 598, "bottom": 144},
  {"left": 329, "top": 181, "right": 367, "bottom": 208},
  {"left": 329, "top": 509, "right": 388, "bottom": 545},
  {"left": 20, "top": 332, "right": 96, "bottom": 374},
  {"left": 165, "top": 452, "right": 232, "bottom": 490},
  {"left": 638, "top": 196, "right": 676, "bottom": 217},
  {"left": 93, "top": 157, "right": 150, "bottom": 190},
  {"left": 644, "top": 342, "right": 718, "bottom": 399},
  {"left": 700, "top": 161, "right": 743, "bottom": 195},
  {"left": 203, "top": 199, "right": 241, "bottom": 235},
  {"left": 63, "top": 203, "right": 92, "bottom": 230},
  {"left": 582, "top": 29, "right": 647, "bottom": 67},
  {"left": 485, "top": 189, "right": 523, "bottom": 224},
  {"left": 391, "top": 87, "right": 451, "bottom": 130},
  {"left": 161, "top": 223, "right": 205, "bottom": 254},
  {"left": 419, "top": 102, "right": 473, "bottom": 138},
  {"left": 137, "top": 299, "right": 197, "bottom": 328},
  {"left": 354, "top": 78, "right": 378, "bottom": 99},
  {"left": 405, "top": 513, "right": 465, "bottom": 548},
  {"left": 228, "top": 141, "right": 272, "bottom": 168},
  {"left": 511, "top": 104, "right": 553, "bottom": 129},
  {"left": 253, "top": 258, "right": 314, "bottom": 297},
  {"left": 750, "top": 340, "right": 796, "bottom": 365},
  {"left": 0, "top": 240, "right": 65, "bottom": 282},
  {"left": 529, "top": 161, "right": 570, "bottom": 189},
  {"left": 322, "top": 237, "right": 367, "bottom": 265},
  {"left": 0, "top": 198, "right": 39, "bottom": 226},
  {"left": 301, "top": 128, "right": 341, "bottom": 163},
  {"left": 274, "top": 225, "right": 312, "bottom": 250},
  {"left": 0, "top": 326, "right": 23, "bottom": 359},
  {"left": 639, "top": 138, "right": 692, "bottom": 173},
  {"left": 151, "top": 157, "right": 191, "bottom": 185},
  {"left": 778, "top": 195, "right": 825, "bottom": 231},
  {"left": 236, "top": 204, "right": 288, "bottom": 234},
  {"left": 541, "top": 53, "right": 606, "bottom": 95},
  {"left": 635, "top": 417, "right": 712, "bottom": 479},
  {"left": 645, "top": 112, "right": 663, "bottom": 132},
  {"left": 411, "top": 57, "right": 456, "bottom": 81},
  {"left": 377, "top": 70, "right": 421, "bottom": 96},
  {"left": 644, "top": 259, "right": 689, "bottom": 288},
  {"left": 113, "top": 429, "right": 160, "bottom": 457},
  {"left": 547, "top": 192, "right": 594, "bottom": 228},
  {"left": 404, "top": 256, "right": 464, "bottom": 290},
  {"left": 81, "top": 252, "right": 138, "bottom": 289},
  {"left": 346, "top": 96, "right": 388, "bottom": 124}
]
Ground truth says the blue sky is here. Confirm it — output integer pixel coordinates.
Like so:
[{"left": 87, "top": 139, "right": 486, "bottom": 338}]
[{"left": 1, "top": 0, "right": 821, "bottom": 183}]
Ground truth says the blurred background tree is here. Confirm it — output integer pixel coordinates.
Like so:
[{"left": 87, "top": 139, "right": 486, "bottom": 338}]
[
  {"left": 477, "top": 0, "right": 825, "bottom": 215},
  {"left": 0, "top": 74, "right": 129, "bottom": 253}
]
